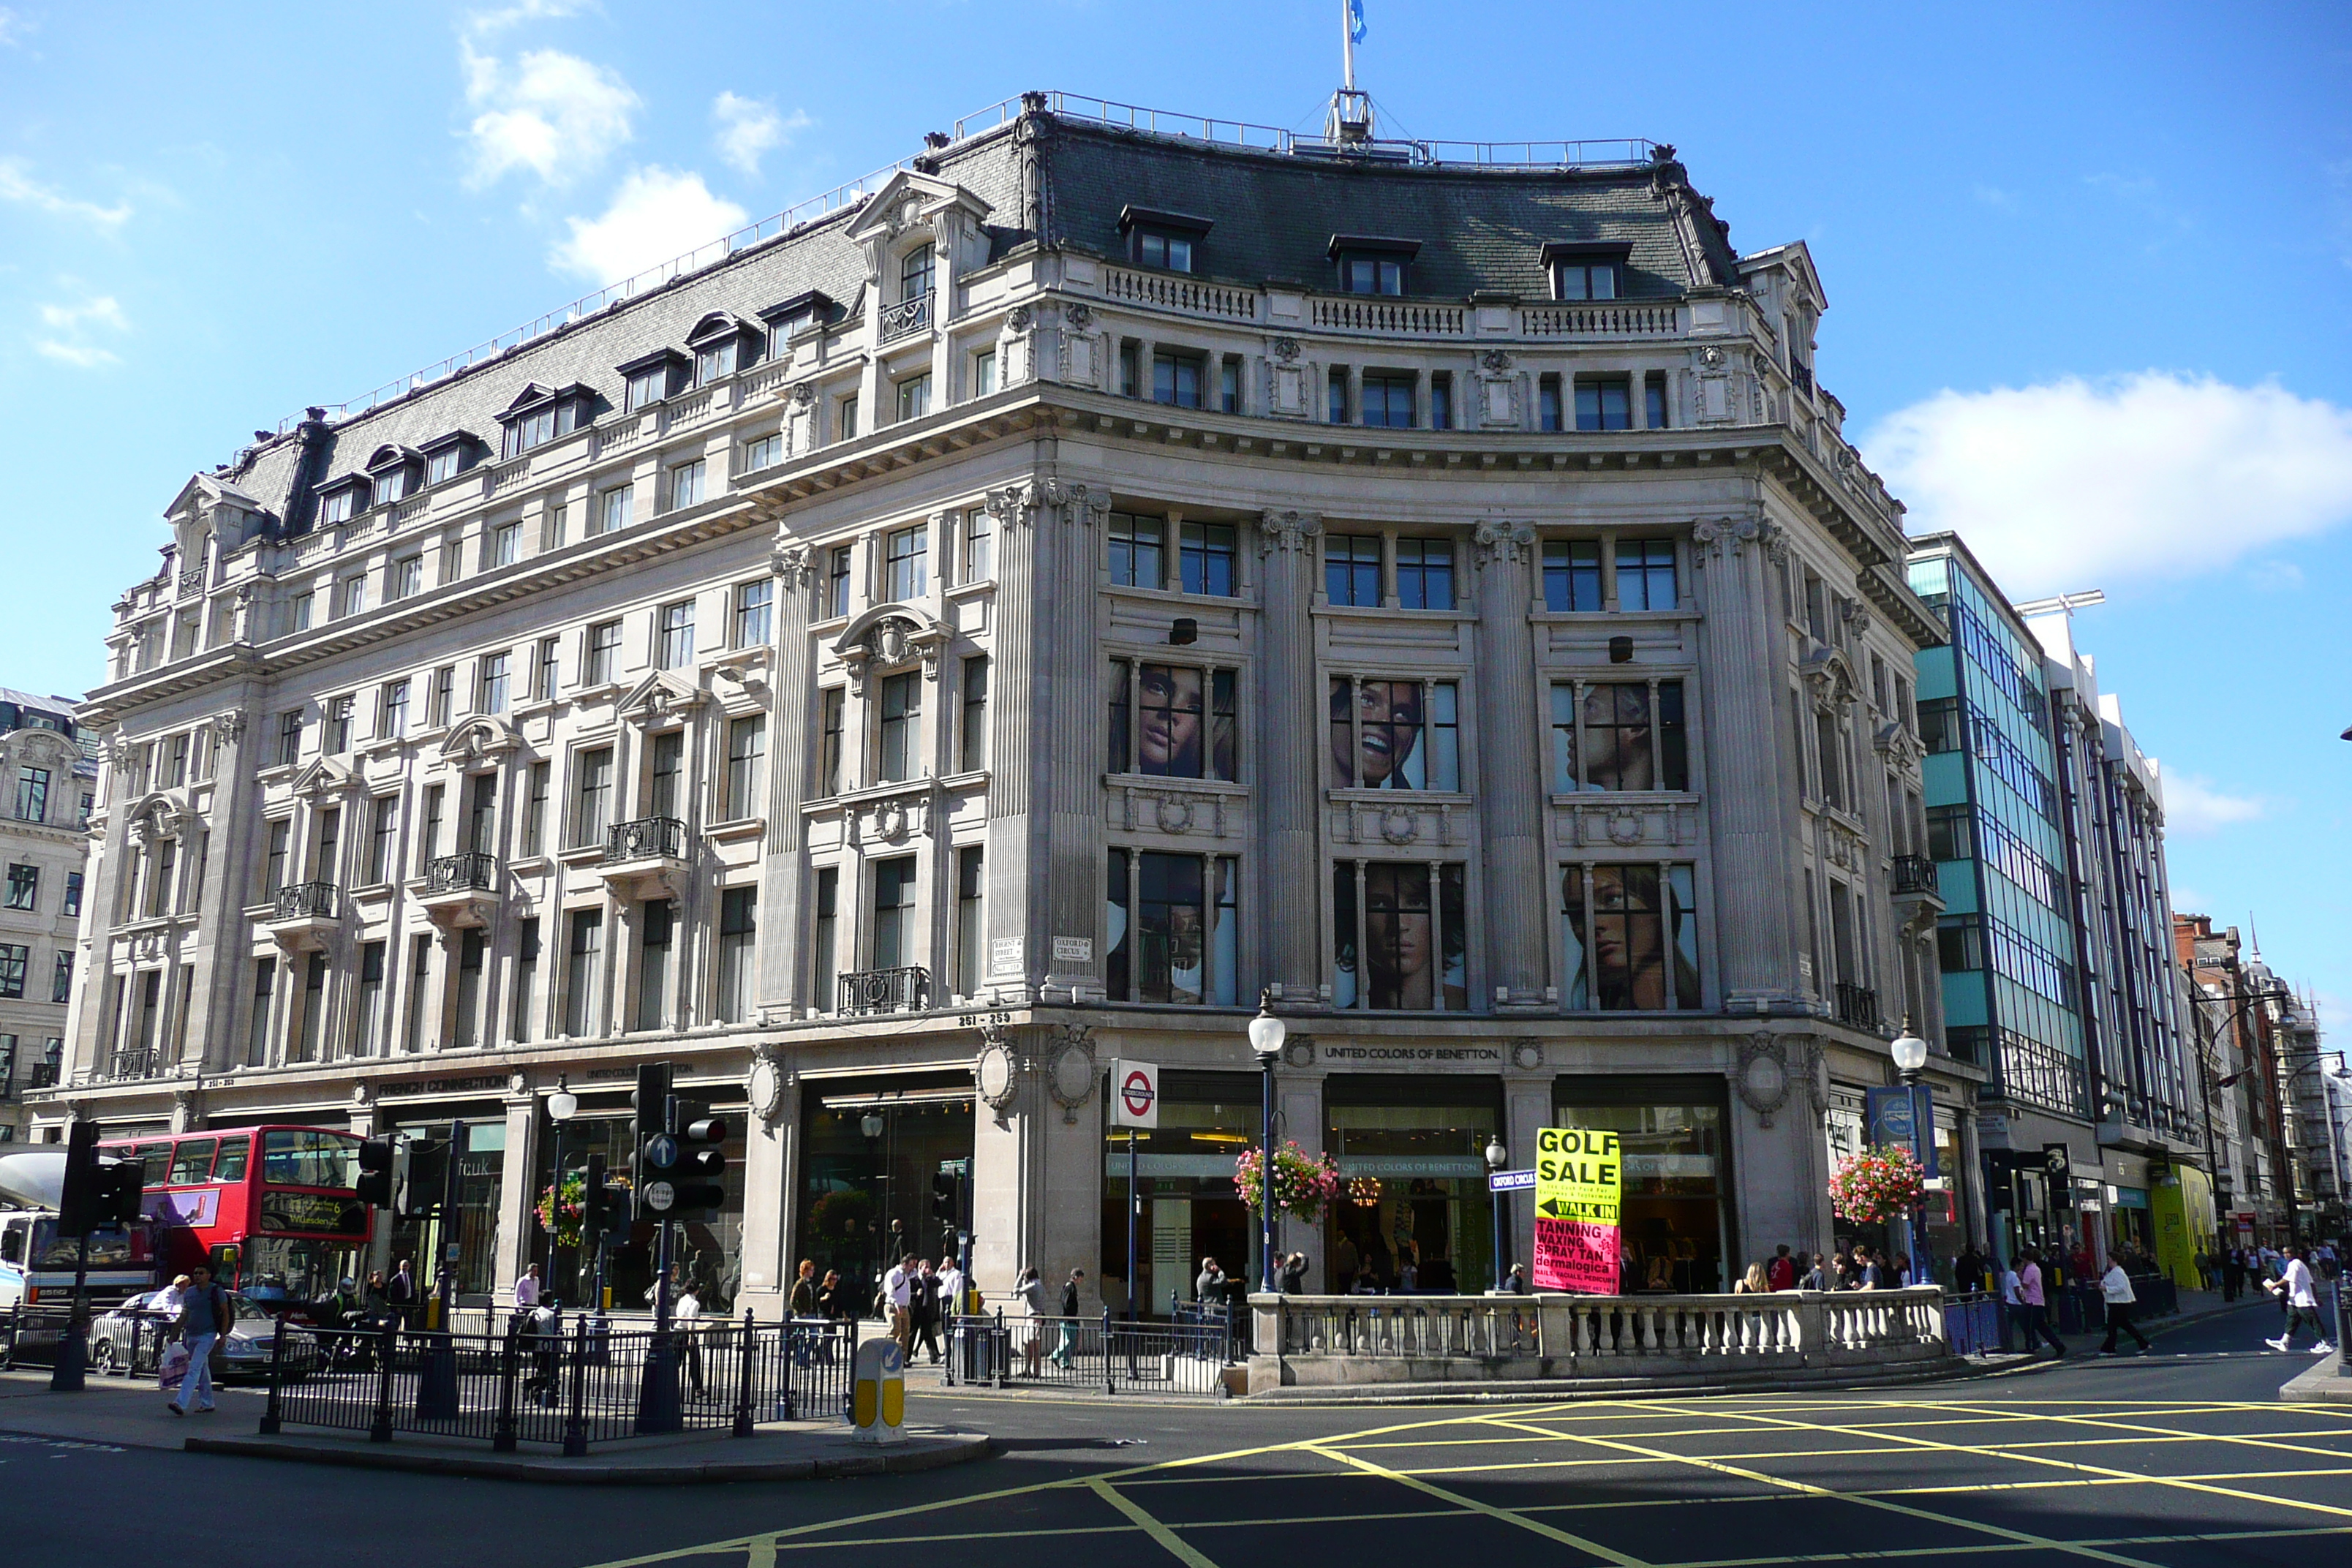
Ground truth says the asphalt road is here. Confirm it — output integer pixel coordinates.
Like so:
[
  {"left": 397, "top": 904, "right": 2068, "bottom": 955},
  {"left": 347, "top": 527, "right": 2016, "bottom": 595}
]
[{"left": 7, "top": 1300, "right": 2348, "bottom": 1568}]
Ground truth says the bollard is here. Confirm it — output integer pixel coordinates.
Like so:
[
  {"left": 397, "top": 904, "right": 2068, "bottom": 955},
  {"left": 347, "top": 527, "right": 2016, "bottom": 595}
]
[
  {"left": 851, "top": 1335, "right": 905, "bottom": 1445},
  {"left": 369, "top": 1320, "right": 396, "bottom": 1443},
  {"left": 491, "top": 1319, "right": 520, "bottom": 1452},
  {"left": 259, "top": 1315, "right": 286, "bottom": 1435},
  {"left": 734, "top": 1310, "right": 756, "bottom": 1438},
  {"left": 562, "top": 1315, "right": 589, "bottom": 1458}
]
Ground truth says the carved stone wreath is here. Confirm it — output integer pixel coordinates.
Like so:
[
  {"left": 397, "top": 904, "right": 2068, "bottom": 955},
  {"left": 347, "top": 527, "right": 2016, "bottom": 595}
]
[
  {"left": 1271, "top": 337, "right": 1300, "bottom": 363},
  {"left": 1510, "top": 1039, "right": 1545, "bottom": 1071},
  {"left": 1154, "top": 796, "right": 1194, "bottom": 834},
  {"left": 1480, "top": 349, "right": 1513, "bottom": 374},
  {"left": 1379, "top": 806, "right": 1417, "bottom": 846},
  {"left": 1607, "top": 808, "right": 1643, "bottom": 846},
  {"left": 1735, "top": 1032, "right": 1792, "bottom": 1128}
]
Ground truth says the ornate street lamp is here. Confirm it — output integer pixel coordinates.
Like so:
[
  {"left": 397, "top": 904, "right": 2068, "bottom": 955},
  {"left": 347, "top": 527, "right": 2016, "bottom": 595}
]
[
  {"left": 1248, "top": 993, "right": 1287, "bottom": 1294},
  {"left": 1890, "top": 1025, "right": 1930, "bottom": 1285},
  {"left": 545, "top": 1075, "right": 576, "bottom": 1295},
  {"left": 1485, "top": 1136, "right": 1509, "bottom": 1292}
]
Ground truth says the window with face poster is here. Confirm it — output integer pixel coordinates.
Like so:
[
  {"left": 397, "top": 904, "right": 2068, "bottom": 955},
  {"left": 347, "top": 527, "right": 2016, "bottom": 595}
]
[
  {"left": 1330, "top": 677, "right": 1460, "bottom": 791},
  {"left": 1107, "top": 660, "right": 1237, "bottom": 782},
  {"left": 1559, "top": 863, "right": 1700, "bottom": 1011},
  {"left": 1332, "top": 860, "right": 1467, "bottom": 1011}
]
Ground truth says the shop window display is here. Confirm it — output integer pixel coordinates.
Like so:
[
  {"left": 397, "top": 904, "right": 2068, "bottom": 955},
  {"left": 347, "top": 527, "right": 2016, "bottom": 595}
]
[
  {"left": 1553, "top": 1093, "right": 1727, "bottom": 1294},
  {"left": 1323, "top": 1085, "right": 1499, "bottom": 1296}
]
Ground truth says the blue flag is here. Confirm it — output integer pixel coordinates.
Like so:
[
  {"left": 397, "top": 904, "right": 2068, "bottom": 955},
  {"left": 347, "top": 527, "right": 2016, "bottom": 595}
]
[{"left": 1348, "top": 0, "right": 1367, "bottom": 45}]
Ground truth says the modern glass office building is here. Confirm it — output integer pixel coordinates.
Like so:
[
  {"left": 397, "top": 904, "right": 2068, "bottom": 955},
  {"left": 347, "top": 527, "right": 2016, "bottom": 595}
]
[{"left": 1910, "top": 537, "right": 2097, "bottom": 1264}]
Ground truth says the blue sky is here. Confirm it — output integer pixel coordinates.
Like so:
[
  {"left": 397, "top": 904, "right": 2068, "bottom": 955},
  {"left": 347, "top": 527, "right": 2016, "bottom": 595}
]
[{"left": 2, "top": 1, "right": 2348, "bottom": 1006}]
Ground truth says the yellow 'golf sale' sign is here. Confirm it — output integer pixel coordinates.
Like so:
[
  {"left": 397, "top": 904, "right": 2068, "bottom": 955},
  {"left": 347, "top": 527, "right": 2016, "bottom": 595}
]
[{"left": 1532, "top": 1126, "right": 1622, "bottom": 1293}]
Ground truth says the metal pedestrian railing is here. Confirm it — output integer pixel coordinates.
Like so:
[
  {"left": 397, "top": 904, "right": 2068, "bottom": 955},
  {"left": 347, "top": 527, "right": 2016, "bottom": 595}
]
[
  {"left": 257, "top": 1312, "right": 856, "bottom": 1454},
  {"left": 1941, "top": 1291, "right": 2008, "bottom": 1357},
  {"left": 941, "top": 1310, "right": 1234, "bottom": 1398}
]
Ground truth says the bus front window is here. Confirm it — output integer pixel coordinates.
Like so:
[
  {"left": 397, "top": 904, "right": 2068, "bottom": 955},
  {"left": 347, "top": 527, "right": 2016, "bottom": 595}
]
[
  {"left": 243, "top": 1235, "right": 355, "bottom": 1303},
  {"left": 213, "top": 1137, "right": 251, "bottom": 1183},
  {"left": 260, "top": 1130, "right": 361, "bottom": 1188}
]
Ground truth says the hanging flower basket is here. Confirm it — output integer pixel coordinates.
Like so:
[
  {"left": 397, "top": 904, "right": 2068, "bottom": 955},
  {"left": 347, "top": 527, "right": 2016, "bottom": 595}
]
[
  {"left": 1347, "top": 1175, "right": 1383, "bottom": 1209},
  {"left": 535, "top": 1170, "right": 588, "bottom": 1250},
  {"left": 1235, "top": 1142, "right": 1343, "bottom": 1223},
  {"left": 1828, "top": 1144, "right": 1926, "bottom": 1226}
]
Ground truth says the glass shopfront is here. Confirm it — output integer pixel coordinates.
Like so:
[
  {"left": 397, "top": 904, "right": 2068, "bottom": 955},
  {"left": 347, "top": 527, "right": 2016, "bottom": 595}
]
[
  {"left": 795, "top": 1074, "right": 974, "bottom": 1313},
  {"left": 1558, "top": 1077, "right": 1730, "bottom": 1294},
  {"left": 1100, "top": 1070, "right": 1256, "bottom": 1317},
  {"left": 1324, "top": 1075, "right": 1499, "bottom": 1296},
  {"left": 381, "top": 1109, "right": 508, "bottom": 1306},
  {"left": 528, "top": 1091, "right": 747, "bottom": 1315}
]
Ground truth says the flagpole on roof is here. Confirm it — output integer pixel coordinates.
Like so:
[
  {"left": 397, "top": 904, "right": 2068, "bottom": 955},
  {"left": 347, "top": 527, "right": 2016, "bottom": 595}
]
[{"left": 1342, "top": 0, "right": 1356, "bottom": 90}]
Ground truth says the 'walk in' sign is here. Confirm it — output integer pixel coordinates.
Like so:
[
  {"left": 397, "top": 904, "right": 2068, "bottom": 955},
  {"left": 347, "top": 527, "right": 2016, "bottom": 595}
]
[{"left": 1531, "top": 1126, "right": 1622, "bottom": 1293}]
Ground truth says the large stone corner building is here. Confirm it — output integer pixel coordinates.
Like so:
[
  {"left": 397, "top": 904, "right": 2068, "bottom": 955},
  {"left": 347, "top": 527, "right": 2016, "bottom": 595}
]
[{"left": 37, "top": 94, "right": 1970, "bottom": 1314}]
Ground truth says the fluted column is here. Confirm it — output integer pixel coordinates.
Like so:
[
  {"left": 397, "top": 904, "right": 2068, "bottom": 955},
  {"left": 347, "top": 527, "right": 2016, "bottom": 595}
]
[
  {"left": 1254, "top": 509, "right": 1323, "bottom": 1003},
  {"left": 1694, "top": 511, "right": 1800, "bottom": 1004},
  {"left": 1471, "top": 521, "right": 1547, "bottom": 1008},
  {"left": 980, "top": 482, "right": 1044, "bottom": 1002},
  {"left": 755, "top": 533, "right": 816, "bottom": 1019},
  {"left": 1039, "top": 479, "right": 1109, "bottom": 996}
]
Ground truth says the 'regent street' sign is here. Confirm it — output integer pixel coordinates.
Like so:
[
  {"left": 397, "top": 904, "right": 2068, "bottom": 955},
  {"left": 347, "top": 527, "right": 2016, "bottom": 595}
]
[{"left": 1531, "top": 1126, "right": 1622, "bottom": 1293}]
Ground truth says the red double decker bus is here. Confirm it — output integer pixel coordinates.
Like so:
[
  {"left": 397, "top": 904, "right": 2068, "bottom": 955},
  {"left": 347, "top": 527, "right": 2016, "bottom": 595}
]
[{"left": 99, "top": 1126, "right": 372, "bottom": 1310}]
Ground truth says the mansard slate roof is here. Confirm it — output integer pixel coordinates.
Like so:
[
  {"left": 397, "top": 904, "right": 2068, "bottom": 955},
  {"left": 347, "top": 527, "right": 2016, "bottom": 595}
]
[{"left": 211, "top": 109, "right": 1738, "bottom": 531}]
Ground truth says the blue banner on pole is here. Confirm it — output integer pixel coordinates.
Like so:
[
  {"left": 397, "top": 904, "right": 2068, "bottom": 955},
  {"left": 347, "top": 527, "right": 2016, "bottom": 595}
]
[
  {"left": 1348, "top": 0, "right": 1368, "bottom": 45},
  {"left": 1864, "top": 1085, "right": 1937, "bottom": 1177}
]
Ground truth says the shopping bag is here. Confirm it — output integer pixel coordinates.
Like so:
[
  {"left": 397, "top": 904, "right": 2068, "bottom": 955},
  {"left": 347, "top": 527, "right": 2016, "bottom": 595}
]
[{"left": 157, "top": 1340, "right": 192, "bottom": 1392}]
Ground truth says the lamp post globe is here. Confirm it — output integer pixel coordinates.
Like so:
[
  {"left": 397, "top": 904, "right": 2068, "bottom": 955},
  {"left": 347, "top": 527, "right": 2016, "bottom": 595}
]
[
  {"left": 1249, "top": 992, "right": 1285, "bottom": 1293},
  {"left": 1484, "top": 1137, "right": 1508, "bottom": 1293},
  {"left": 1891, "top": 1027, "right": 1929, "bottom": 1082},
  {"left": 548, "top": 1075, "right": 578, "bottom": 1123},
  {"left": 543, "top": 1075, "right": 576, "bottom": 1294}
]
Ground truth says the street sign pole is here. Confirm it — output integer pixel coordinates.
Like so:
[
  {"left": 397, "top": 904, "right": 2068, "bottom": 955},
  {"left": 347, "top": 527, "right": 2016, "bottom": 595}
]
[{"left": 1126, "top": 1128, "right": 1139, "bottom": 1322}]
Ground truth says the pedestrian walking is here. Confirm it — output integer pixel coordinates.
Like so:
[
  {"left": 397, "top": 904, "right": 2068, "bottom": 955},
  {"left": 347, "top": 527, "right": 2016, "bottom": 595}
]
[
  {"left": 2222, "top": 1248, "right": 2245, "bottom": 1302},
  {"left": 1049, "top": 1269, "right": 1085, "bottom": 1368},
  {"left": 1503, "top": 1262, "right": 1530, "bottom": 1294},
  {"left": 1281, "top": 1251, "right": 1309, "bottom": 1294},
  {"left": 521, "top": 1297, "right": 562, "bottom": 1406},
  {"left": 2098, "top": 1258, "right": 2152, "bottom": 1354},
  {"left": 1766, "top": 1245, "right": 1798, "bottom": 1292},
  {"left": 1194, "top": 1256, "right": 1226, "bottom": 1311},
  {"left": 2264, "top": 1245, "right": 2336, "bottom": 1356},
  {"left": 938, "top": 1255, "right": 967, "bottom": 1319},
  {"left": 164, "top": 1263, "right": 231, "bottom": 1417},
  {"left": 911, "top": 1259, "right": 943, "bottom": 1365},
  {"left": 674, "top": 1281, "right": 706, "bottom": 1397},
  {"left": 788, "top": 1259, "right": 818, "bottom": 1319},
  {"left": 883, "top": 1254, "right": 916, "bottom": 1354},
  {"left": 513, "top": 1264, "right": 542, "bottom": 1310},
  {"left": 1015, "top": 1266, "right": 1050, "bottom": 1378},
  {"left": 2017, "top": 1250, "right": 2067, "bottom": 1357},
  {"left": 387, "top": 1258, "right": 418, "bottom": 1329}
]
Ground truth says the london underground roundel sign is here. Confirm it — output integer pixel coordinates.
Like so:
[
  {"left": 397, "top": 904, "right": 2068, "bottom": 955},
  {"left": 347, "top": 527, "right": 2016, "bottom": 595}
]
[{"left": 1112, "top": 1059, "right": 1159, "bottom": 1129}]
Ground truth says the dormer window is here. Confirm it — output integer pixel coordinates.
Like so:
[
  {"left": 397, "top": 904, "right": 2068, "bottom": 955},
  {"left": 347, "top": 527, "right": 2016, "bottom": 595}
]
[
  {"left": 317, "top": 483, "right": 362, "bottom": 527},
  {"left": 1543, "top": 243, "right": 1632, "bottom": 302},
  {"left": 755, "top": 290, "right": 838, "bottom": 346},
  {"left": 617, "top": 348, "right": 686, "bottom": 411},
  {"left": 423, "top": 437, "right": 471, "bottom": 488},
  {"left": 1330, "top": 235, "right": 1419, "bottom": 296},
  {"left": 364, "top": 445, "right": 423, "bottom": 508},
  {"left": 497, "top": 384, "right": 593, "bottom": 461},
  {"left": 1119, "top": 207, "right": 1213, "bottom": 275},
  {"left": 684, "top": 313, "right": 757, "bottom": 389},
  {"left": 899, "top": 243, "right": 935, "bottom": 302}
]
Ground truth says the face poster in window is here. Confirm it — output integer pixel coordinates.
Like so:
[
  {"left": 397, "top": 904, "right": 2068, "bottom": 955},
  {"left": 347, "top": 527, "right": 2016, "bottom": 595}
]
[
  {"left": 1364, "top": 864, "right": 1433, "bottom": 1009},
  {"left": 1137, "top": 664, "right": 1203, "bottom": 778},
  {"left": 1332, "top": 679, "right": 1426, "bottom": 789},
  {"left": 1581, "top": 685, "right": 1656, "bottom": 791},
  {"left": 1586, "top": 865, "right": 1700, "bottom": 1010}
]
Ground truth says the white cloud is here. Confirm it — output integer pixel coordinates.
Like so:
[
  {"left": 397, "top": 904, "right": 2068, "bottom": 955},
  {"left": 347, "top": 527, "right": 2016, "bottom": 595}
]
[
  {"left": 461, "top": 0, "right": 589, "bottom": 40},
  {"left": 0, "top": 8, "right": 34, "bottom": 48},
  {"left": 551, "top": 166, "right": 748, "bottom": 285},
  {"left": 461, "top": 45, "right": 638, "bottom": 187},
  {"left": 2245, "top": 559, "right": 2304, "bottom": 592},
  {"left": 0, "top": 158, "right": 132, "bottom": 230},
  {"left": 711, "top": 93, "right": 808, "bottom": 176},
  {"left": 2157, "top": 772, "right": 2266, "bottom": 837},
  {"left": 1866, "top": 373, "right": 2352, "bottom": 598},
  {"left": 31, "top": 288, "right": 129, "bottom": 369},
  {"left": 35, "top": 339, "right": 118, "bottom": 368},
  {"left": 1970, "top": 184, "right": 2017, "bottom": 211}
]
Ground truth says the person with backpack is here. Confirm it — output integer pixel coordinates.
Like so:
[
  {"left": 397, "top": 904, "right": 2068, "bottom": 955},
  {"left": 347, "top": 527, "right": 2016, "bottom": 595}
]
[
  {"left": 165, "top": 1262, "right": 232, "bottom": 1416},
  {"left": 1049, "top": 1268, "right": 1085, "bottom": 1368}
]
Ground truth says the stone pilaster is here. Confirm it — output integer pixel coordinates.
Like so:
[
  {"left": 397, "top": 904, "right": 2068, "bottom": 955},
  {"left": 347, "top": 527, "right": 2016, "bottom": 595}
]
[
  {"left": 1254, "top": 509, "right": 1323, "bottom": 1003},
  {"left": 1039, "top": 480, "right": 1109, "bottom": 997},
  {"left": 1693, "top": 512, "right": 1801, "bottom": 1006},
  {"left": 980, "top": 482, "right": 1044, "bottom": 1002},
  {"left": 756, "top": 536, "right": 816, "bottom": 1019},
  {"left": 1471, "top": 520, "right": 1547, "bottom": 1008}
]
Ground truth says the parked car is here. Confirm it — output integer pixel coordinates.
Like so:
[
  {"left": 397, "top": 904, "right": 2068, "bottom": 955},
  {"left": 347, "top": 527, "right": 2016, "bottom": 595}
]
[{"left": 88, "top": 1289, "right": 317, "bottom": 1382}]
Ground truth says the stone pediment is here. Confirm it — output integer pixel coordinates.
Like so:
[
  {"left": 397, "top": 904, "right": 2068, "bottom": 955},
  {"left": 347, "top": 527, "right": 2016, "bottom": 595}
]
[
  {"left": 832, "top": 605, "right": 948, "bottom": 694},
  {"left": 437, "top": 713, "right": 526, "bottom": 766},
  {"left": 2, "top": 725, "right": 83, "bottom": 772},
  {"left": 289, "top": 756, "right": 360, "bottom": 800},
  {"left": 617, "top": 670, "right": 706, "bottom": 727},
  {"left": 844, "top": 170, "right": 992, "bottom": 245},
  {"left": 124, "top": 791, "right": 191, "bottom": 843},
  {"left": 1800, "top": 644, "right": 1857, "bottom": 713}
]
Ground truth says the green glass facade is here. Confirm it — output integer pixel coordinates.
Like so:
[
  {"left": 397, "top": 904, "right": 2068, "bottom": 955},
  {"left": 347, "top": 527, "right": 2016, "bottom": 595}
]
[{"left": 1908, "top": 549, "right": 2089, "bottom": 1120}]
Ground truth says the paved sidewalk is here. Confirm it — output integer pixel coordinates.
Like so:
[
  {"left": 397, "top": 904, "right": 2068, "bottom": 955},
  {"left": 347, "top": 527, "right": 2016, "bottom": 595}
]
[{"left": 0, "top": 1369, "right": 990, "bottom": 1483}]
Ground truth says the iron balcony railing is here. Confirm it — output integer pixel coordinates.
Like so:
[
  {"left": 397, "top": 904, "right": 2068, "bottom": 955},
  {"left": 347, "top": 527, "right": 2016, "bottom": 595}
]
[
  {"left": 1891, "top": 855, "right": 1939, "bottom": 895},
  {"left": 838, "top": 966, "right": 930, "bottom": 1017},
  {"left": 27, "top": 1060, "right": 59, "bottom": 1090},
  {"left": 426, "top": 852, "right": 497, "bottom": 894},
  {"left": 605, "top": 817, "right": 686, "bottom": 865},
  {"left": 878, "top": 293, "right": 932, "bottom": 342},
  {"left": 273, "top": 881, "right": 339, "bottom": 921},
  {"left": 1834, "top": 983, "right": 1881, "bottom": 1031},
  {"left": 106, "top": 1047, "right": 159, "bottom": 1082}
]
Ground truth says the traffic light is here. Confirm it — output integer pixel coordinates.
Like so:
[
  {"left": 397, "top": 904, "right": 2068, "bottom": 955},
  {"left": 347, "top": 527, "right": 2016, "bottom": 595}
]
[
  {"left": 632, "top": 1062, "right": 673, "bottom": 1221},
  {"left": 671, "top": 1113, "right": 728, "bottom": 1213},
  {"left": 355, "top": 1135, "right": 396, "bottom": 1207},
  {"left": 582, "top": 1153, "right": 631, "bottom": 1245},
  {"left": 55, "top": 1121, "right": 99, "bottom": 1235},
  {"left": 401, "top": 1135, "right": 447, "bottom": 1219},
  {"left": 99, "top": 1158, "right": 144, "bottom": 1227}
]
